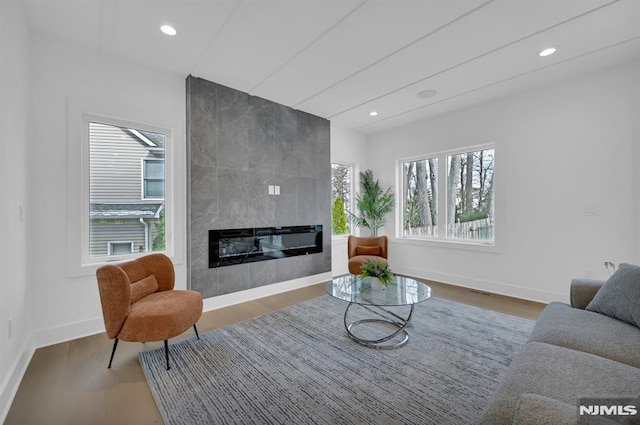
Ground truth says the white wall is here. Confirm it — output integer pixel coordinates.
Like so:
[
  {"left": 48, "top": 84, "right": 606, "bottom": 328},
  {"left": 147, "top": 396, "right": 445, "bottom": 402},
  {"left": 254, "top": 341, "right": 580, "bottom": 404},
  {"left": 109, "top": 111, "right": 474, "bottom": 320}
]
[
  {"left": 330, "top": 125, "right": 367, "bottom": 276},
  {"left": 367, "top": 63, "right": 640, "bottom": 303},
  {"left": 0, "top": 0, "right": 31, "bottom": 420},
  {"left": 28, "top": 36, "right": 187, "bottom": 346}
]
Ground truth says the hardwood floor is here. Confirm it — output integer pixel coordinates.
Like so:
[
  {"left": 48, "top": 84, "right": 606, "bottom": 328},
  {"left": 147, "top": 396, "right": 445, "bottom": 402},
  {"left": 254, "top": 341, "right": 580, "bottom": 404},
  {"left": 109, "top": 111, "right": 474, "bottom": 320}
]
[{"left": 5, "top": 279, "right": 545, "bottom": 425}]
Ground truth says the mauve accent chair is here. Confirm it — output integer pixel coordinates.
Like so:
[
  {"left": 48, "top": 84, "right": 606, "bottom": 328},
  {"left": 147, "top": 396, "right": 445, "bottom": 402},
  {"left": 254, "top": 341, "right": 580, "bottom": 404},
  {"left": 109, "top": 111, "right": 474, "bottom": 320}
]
[
  {"left": 96, "top": 253, "right": 203, "bottom": 370},
  {"left": 347, "top": 235, "right": 388, "bottom": 275}
]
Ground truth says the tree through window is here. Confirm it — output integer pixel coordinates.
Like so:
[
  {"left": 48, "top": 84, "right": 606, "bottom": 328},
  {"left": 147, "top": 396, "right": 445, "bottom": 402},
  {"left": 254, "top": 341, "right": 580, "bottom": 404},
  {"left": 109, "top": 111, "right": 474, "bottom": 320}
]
[
  {"left": 401, "top": 147, "right": 494, "bottom": 243},
  {"left": 331, "top": 163, "right": 352, "bottom": 235},
  {"left": 403, "top": 158, "right": 438, "bottom": 237},
  {"left": 446, "top": 149, "right": 494, "bottom": 241}
]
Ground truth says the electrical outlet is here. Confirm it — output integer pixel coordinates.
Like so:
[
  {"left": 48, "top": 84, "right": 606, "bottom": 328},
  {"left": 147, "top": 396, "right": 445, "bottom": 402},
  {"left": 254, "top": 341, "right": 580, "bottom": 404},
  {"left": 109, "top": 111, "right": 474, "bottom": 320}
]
[{"left": 8, "top": 317, "right": 13, "bottom": 340}]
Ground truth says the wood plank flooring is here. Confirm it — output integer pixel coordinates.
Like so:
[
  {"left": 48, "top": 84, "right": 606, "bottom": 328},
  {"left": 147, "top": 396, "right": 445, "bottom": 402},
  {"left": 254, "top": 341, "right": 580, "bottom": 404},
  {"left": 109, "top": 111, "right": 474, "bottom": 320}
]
[{"left": 5, "top": 279, "right": 545, "bottom": 425}]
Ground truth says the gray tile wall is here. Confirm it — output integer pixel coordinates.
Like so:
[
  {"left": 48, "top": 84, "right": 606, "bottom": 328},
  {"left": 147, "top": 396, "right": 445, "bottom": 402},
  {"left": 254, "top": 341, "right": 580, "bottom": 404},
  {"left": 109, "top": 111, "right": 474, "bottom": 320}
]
[{"left": 186, "top": 76, "right": 331, "bottom": 298}]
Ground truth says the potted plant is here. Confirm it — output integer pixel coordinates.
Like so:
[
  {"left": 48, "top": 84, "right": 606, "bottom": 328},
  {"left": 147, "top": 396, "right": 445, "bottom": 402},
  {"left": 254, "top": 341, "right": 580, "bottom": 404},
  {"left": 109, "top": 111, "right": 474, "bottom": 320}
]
[
  {"left": 360, "top": 258, "right": 394, "bottom": 287},
  {"left": 350, "top": 169, "right": 395, "bottom": 237}
]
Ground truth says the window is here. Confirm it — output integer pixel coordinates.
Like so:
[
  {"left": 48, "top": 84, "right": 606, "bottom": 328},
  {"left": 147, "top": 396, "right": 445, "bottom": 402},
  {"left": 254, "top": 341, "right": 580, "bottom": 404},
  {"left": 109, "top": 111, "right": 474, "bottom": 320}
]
[
  {"left": 88, "top": 118, "right": 167, "bottom": 259},
  {"left": 401, "top": 146, "right": 494, "bottom": 244},
  {"left": 108, "top": 241, "right": 134, "bottom": 255},
  {"left": 331, "top": 162, "right": 352, "bottom": 235},
  {"left": 446, "top": 149, "right": 495, "bottom": 241},
  {"left": 143, "top": 159, "right": 165, "bottom": 199},
  {"left": 402, "top": 158, "right": 438, "bottom": 237}
]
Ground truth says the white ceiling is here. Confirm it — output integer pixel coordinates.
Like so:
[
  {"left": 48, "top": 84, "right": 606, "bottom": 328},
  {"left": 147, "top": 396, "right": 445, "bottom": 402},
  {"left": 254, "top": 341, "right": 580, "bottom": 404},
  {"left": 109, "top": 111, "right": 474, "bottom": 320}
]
[{"left": 21, "top": 0, "right": 640, "bottom": 134}]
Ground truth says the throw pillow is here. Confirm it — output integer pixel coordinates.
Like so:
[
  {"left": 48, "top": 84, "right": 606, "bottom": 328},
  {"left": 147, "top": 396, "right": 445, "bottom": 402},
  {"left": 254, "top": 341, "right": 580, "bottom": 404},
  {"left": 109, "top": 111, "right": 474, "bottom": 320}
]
[
  {"left": 586, "top": 263, "right": 640, "bottom": 328},
  {"left": 356, "top": 245, "right": 382, "bottom": 256},
  {"left": 512, "top": 394, "right": 577, "bottom": 425},
  {"left": 130, "top": 274, "right": 159, "bottom": 303}
]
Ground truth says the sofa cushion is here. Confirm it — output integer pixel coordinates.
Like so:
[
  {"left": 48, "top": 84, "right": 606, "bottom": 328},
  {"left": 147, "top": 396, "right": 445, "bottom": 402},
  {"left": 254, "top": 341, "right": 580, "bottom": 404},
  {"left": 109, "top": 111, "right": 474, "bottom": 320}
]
[
  {"left": 512, "top": 394, "right": 579, "bottom": 425},
  {"left": 355, "top": 245, "right": 382, "bottom": 256},
  {"left": 586, "top": 263, "right": 640, "bottom": 328},
  {"left": 478, "top": 342, "right": 640, "bottom": 425},
  {"left": 620, "top": 393, "right": 640, "bottom": 425},
  {"left": 130, "top": 274, "right": 159, "bottom": 303},
  {"left": 530, "top": 302, "right": 640, "bottom": 368}
]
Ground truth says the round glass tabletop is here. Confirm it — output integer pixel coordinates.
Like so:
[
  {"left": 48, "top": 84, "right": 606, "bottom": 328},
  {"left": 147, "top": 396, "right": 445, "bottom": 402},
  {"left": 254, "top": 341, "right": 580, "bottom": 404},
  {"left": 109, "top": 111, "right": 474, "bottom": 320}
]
[{"left": 326, "top": 274, "right": 432, "bottom": 307}]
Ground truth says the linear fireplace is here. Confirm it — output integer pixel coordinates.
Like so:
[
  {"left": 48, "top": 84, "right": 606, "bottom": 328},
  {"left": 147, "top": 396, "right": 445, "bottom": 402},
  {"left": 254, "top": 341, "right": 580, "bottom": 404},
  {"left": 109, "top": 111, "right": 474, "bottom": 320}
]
[{"left": 209, "top": 225, "right": 323, "bottom": 268}]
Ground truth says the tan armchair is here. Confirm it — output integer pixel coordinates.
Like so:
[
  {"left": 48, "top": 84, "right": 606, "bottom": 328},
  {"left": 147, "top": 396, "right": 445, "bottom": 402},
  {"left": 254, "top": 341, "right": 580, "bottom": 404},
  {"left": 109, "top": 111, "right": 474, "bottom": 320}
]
[
  {"left": 347, "top": 235, "right": 388, "bottom": 275},
  {"left": 96, "top": 253, "right": 203, "bottom": 370}
]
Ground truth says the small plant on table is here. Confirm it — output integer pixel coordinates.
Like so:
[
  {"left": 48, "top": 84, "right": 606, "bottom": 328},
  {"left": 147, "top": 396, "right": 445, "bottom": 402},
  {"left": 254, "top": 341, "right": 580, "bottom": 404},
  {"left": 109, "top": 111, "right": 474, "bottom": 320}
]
[{"left": 360, "top": 258, "right": 394, "bottom": 287}]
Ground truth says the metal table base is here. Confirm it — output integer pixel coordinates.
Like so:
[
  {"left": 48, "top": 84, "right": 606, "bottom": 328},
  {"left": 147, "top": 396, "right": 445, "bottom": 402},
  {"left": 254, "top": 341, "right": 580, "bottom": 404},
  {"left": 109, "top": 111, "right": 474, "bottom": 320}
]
[{"left": 343, "top": 303, "right": 415, "bottom": 349}]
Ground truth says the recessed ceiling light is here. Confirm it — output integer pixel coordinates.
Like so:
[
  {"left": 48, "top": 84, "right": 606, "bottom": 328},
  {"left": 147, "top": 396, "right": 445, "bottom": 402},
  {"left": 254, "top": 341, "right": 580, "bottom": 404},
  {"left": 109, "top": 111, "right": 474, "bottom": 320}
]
[
  {"left": 539, "top": 47, "right": 556, "bottom": 57},
  {"left": 417, "top": 89, "right": 437, "bottom": 99},
  {"left": 369, "top": 111, "right": 378, "bottom": 116},
  {"left": 161, "top": 25, "right": 177, "bottom": 36}
]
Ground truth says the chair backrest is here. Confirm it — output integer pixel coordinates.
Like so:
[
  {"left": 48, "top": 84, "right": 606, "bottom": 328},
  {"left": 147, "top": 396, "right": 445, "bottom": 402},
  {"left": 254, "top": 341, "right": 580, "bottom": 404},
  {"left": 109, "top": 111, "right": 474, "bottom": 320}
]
[
  {"left": 118, "top": 253, "right": 175, "bottom": 292},
  {"left": 96, "top": 253, "right": 175, "bottom": 338},
  {"left": 347, "top": 235, "right": 388, "bottom": 259}
]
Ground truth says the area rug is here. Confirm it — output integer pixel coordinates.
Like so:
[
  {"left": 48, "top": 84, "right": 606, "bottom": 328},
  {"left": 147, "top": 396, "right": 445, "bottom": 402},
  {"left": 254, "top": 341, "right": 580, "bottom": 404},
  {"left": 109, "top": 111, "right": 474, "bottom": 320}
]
[{"left": 139, "top": 295, "right": 534, "bottom": 425}]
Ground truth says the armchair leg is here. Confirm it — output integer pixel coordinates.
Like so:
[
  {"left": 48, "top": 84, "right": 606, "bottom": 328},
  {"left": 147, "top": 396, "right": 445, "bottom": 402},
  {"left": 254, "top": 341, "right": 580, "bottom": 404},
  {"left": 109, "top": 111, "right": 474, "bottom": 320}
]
[
  {"left": 108, "top": 338, "right": 119, "bottom": 369},
  {"left": 193, "top": 324, "right": 200, "bottom": 340},
  {"left": 164, "top": 340, "right": 170, "bottom": 370}
]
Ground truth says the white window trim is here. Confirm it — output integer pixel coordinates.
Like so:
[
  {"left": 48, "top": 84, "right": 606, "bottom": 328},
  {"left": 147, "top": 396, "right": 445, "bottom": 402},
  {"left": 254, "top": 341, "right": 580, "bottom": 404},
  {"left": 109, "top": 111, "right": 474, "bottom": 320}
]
[
  {"left": 141, "top": 158, "right": 165, "bottom": 200},
  {"left": 395, "top": 143, "right": 497, "bottom": 251},
  {"left": 331, "top": 160, "right": 357, "bottom": 238},
  {"left": 66, "top": 97, "right": 184, "bottom": 278}
]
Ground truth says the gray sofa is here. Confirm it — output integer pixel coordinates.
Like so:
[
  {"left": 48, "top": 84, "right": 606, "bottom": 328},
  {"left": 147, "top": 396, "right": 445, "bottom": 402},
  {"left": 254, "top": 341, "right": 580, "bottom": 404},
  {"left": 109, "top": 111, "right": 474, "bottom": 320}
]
[{"left": 479, "top": 278, "right": 640, "bottom": 425}]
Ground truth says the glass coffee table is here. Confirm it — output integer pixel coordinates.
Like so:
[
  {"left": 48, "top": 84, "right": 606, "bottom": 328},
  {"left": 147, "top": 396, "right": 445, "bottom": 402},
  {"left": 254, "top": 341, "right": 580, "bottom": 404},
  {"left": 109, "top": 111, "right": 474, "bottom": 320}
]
[{"left": 326, "top": 274, "right": 432, "bottom": 349}]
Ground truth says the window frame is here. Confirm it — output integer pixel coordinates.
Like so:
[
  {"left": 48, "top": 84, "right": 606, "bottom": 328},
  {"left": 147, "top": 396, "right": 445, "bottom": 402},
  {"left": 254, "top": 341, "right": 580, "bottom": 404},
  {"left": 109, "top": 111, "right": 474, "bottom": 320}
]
[
  {"left": 396, "top": 143, "right": 497, "bottom": 250},
  {"left": 330, "top": 161, "right": 356, "bottom": 238},
  {"left": 79, "top": 113, "right": 174, "bottom": 267}
]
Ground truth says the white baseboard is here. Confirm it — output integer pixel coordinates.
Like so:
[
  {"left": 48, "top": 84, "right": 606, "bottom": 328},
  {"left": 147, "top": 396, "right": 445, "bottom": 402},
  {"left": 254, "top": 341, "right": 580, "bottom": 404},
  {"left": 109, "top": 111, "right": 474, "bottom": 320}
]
[
  {"left": 31, "top": 317, "right": 106, "bottom": 350},
  {"left": 25, "top": 272, "right": 332, "bottom": 351},
  {"left": 0, "top": 338, "right": 35, "bottom": 424},
  {"left": 397, "top": 265, "right": 567, "bottom": 304},
  {"left": 27, "top": 273, "right": 333, "bottom": 350},
  {"left": 203, "top": 272, "right": 332, "bottom": 312}
]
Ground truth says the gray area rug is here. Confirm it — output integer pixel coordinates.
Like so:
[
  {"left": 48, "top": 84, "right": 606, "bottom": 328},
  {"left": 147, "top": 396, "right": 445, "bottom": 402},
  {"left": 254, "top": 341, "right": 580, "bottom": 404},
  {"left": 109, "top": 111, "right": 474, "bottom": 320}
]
[{"left": 139, "top": 295, "right": 534, "bottom": 425}]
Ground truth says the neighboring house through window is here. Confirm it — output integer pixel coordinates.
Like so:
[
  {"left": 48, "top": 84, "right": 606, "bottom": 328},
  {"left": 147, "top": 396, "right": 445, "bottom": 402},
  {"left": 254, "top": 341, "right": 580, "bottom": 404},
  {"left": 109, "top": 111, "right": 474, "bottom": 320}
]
[
  {"left": 400, "top": 146, "right": 495, "bottom": 244},
  {"left": 88, "top": 119, "right": 167, "bottom": 259}
]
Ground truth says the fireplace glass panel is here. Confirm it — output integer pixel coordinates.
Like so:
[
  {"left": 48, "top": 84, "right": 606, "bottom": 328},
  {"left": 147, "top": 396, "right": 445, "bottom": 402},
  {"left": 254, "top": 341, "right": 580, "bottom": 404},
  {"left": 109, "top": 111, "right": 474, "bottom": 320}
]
[{"left": 210, "top": 225, "right": 322, "bottom": 268}]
